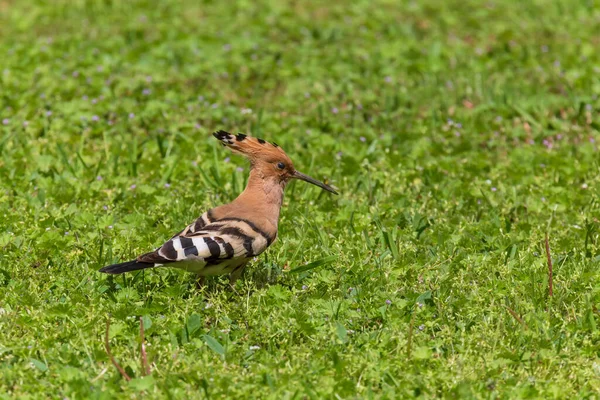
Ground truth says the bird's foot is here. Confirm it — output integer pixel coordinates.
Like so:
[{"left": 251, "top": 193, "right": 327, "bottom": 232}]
[{"left": 195, "top": 275, "right": 206, "bottom": 291}]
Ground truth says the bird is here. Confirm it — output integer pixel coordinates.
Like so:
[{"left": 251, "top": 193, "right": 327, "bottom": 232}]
[{"left": 99, "top": 130, "right": 338, "bottom": 286}]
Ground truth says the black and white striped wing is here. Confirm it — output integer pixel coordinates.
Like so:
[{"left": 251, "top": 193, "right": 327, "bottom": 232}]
[
  {"left": 174, "top": 210, "right": 215, "bottom": 238},
  {"left": 191, "top": 217, "right": 275, "bottom": 258},
  {"left": 175, "top": 210, "right": 275, "bottom": 258},
  {"left": 137, "top": 234, "right": 241, "bottom": 267},
  {"left": 138, "top": 211, "right": 275, "bottom": 273}
]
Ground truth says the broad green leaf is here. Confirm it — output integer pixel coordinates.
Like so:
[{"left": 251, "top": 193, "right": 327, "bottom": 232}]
[{"left": 203, "top": 334, "right": 226, "bottom": 357}]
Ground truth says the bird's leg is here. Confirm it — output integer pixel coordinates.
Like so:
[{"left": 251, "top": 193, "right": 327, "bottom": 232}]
[
  {"left": 195, "top": 275, "right": 206, "bottom": 290},
  {"left": 229, "top": 263, "right": 248, "bottom": 286}
]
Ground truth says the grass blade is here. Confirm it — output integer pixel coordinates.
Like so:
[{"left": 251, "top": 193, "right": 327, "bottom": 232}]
[{"left": 289, "top": 255, "right": 337, "bottom": 274}]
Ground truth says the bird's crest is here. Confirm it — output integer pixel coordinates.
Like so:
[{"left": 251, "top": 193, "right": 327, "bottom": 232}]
[{"left": 212, "top": 130, "right": 291, "bottom": 164}]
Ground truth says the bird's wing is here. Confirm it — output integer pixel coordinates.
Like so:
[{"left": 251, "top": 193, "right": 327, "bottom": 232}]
[
  {"left": 169, "top": 210, "right": 215, "bottom": 239},
  {"left": 137, "top": 233, "right": 239, "bottom": 266},
  {"left": 138, "top": 215, "right": 274, "bottom": 266},
  {"left": 187, "top": 217, "right": 274, "bottom": 258}
]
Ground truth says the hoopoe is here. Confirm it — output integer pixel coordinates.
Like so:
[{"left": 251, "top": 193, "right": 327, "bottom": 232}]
[{"left": 99, "top": 130, "right": 338, "bottom": 285}]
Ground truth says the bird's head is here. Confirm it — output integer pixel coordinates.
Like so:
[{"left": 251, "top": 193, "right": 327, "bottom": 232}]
[{"left": 213, "top": 130, "right": 338, "bottom": 194}]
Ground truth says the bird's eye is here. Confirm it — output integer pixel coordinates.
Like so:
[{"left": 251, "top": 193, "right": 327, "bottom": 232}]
[{"left": 276, "top": 162, "right": 285, "bottom": 170}]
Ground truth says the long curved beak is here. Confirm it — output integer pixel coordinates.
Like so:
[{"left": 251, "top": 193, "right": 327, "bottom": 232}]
[{"left": 293, "top": 171, "right": 338, "bottom": 195}]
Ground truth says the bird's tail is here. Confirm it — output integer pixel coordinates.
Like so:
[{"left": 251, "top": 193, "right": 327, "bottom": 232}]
[{"left": 99, "top": 260, "right": 155, "bottom": 274}]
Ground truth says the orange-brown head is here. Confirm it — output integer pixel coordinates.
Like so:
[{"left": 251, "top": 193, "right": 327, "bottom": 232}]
[{"left": 213, "top": 130, "right": 338, "bottom": 194}]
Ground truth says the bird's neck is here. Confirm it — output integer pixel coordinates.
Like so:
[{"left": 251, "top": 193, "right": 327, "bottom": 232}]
[{"left": 233, "top": 168, "right": 285, "bottom": 227}]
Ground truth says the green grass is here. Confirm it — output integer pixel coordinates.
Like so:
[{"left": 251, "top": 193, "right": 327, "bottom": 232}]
[{"left": 1, "top": 0, "right": 600, "bottom": 398}]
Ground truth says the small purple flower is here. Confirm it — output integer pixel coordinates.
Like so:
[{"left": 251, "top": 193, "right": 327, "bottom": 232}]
[
  {"left": 541, "top": 197, "right": 546, "bottom": 202},
  {"left": 224, "top": 157, "right": 230, "bottom": 163},
  {"left": 304, "top": 92, "right": 310, "bottom": 98},
  {"left": 556, "top": 134, "right": 563, "bottom": 140},
  {"left": 145, "top": 76, "right": 152, "bottom": 83},
  {"left": 142, "top": 88, "right": 151, "bottom": 95},
  {"left": 236, "top": 167, "right": 244, "bottom": 172},
  {"left": 91, "top": 98, "right": 97, "bottom": 104},
  {"left": 103, "top": 205, "right": 108, "bottom": 211},
  {"left": 528, "top": 139, "right": 535, "bottom": 145},
  {"left": 491, "top": 187, "right": 497, "bottom": 192},
  {"left": 164, "top": 183, "right": 171, "bottom": 188},
  {"left": 194, "top": 123, "right": 202, "bottom": 130},
  {"left": 418, "top": 324, "right": 425, "bottom": 331},
  {"left": 541, "top": 45, "right": 549, "bottom": 53},
  {"left": 45, "top": 111, "right": 52, "bottom": 117},
  {"left": 92, "top": 115, "right": 99, "bottom": 121},
  {"left": 385, "top": 299, "right": 392, "bottom": 305},
  {"left": 191, "top": 161, "right": 198, "bottom": 167},
  {"left": 23, "top": 121, "right": 29, "bottom": 127},
  {"left": 223, "top": 44, "right": 231, "bottom": 51},
  {"left": 97, "top": 66, "right": 104, "bottom": 72},
  {"left": 40, "top": 93, "right": 46, "bottom": 99},
  {"left": 65, "top": 231, "right": 70, "bottom": 235},
  {"left": 553, "top": 60, "right": 560, "bottom": 67},
  {"left": 359, "top": 136, "right": 366, "bottom": 142},
  {"left": 385, "top": 76, "right": 392, "bottom": 83},
  {"left": 455, "top": 123, "right": 462, "bottom": 129},
  {"left": 72, "top": 71, "right": 79, "bottom": 77},
  {"left": 129, "top": 113, "right": 135, "bottom": 119},
  {"left": 356, "top": 103, "right": 363, "bottom": 110},
  {"left": 417, "top": 302, "right": 424, "bottom": 309},
  {"left": 332, "top": 107, "right": 339, "bottom": 114},
  {"left": 198, "top": 95, "right": 204, "bottom": 101},
  {"left": 302, "top": 285, "right": 308, "bottom": 290},
  {"left": 96, "top": 175, "right": 103, "bottom": 181},
  {"left": 83, "top": 95, "right": 89, "bottom": 100},
  {"left": 477, "top": 199, "right": 482, "bottom": 204},
  {"left": 586, "top": 104, "right": 592, "bottom": 111},
  {"left": 2, "top": 118, "right": 9, "bottom": 125},
  {"left": 336, "top": 151, "right": 343, "bottom": 157},
  {"left": 130, "top": 184, "right": 136, "bottom": 190},
  {"left": 590, "top": 137, "right": 595, "bottom": 143}
]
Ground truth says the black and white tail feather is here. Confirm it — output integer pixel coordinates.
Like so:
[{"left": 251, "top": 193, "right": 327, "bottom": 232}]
[{"left": 99, "top": 260, "right": 155, "bottom": 274}]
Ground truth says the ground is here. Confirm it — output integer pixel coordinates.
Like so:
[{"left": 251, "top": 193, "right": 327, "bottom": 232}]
[{"left": 0, "top": 0, "right": 599, "bottom": 398}]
